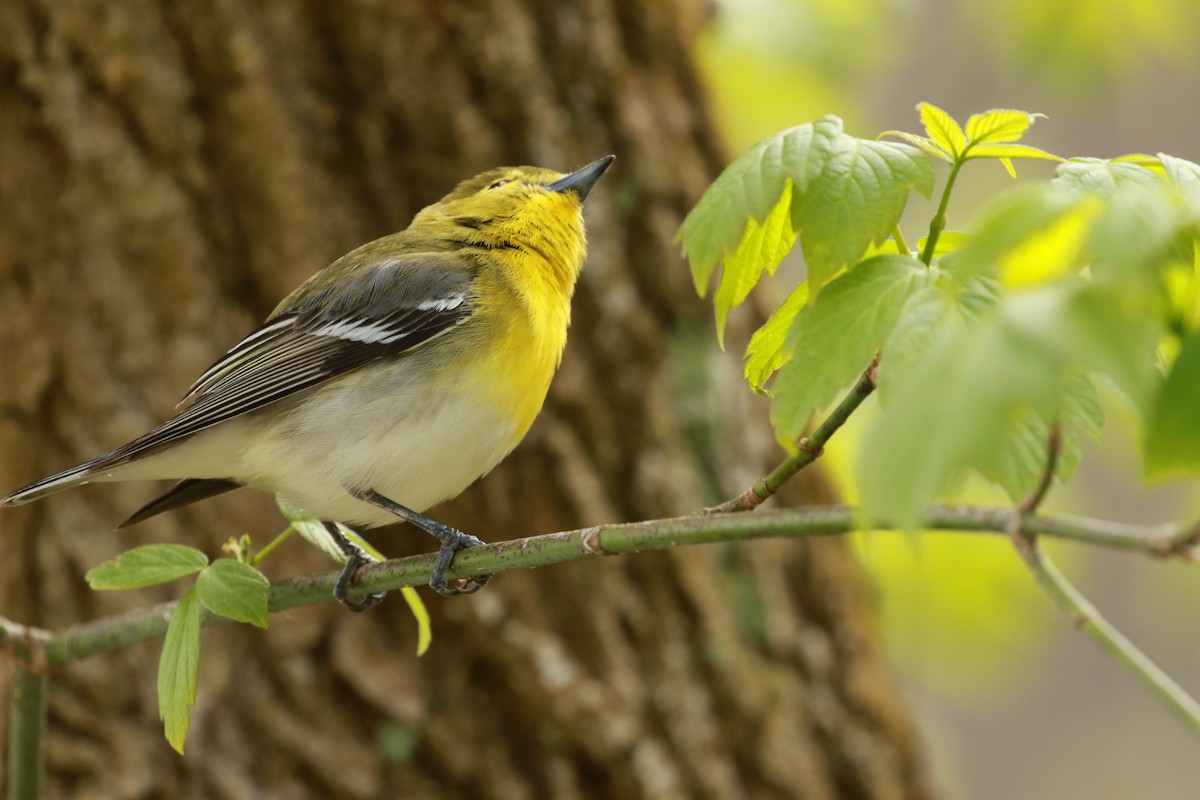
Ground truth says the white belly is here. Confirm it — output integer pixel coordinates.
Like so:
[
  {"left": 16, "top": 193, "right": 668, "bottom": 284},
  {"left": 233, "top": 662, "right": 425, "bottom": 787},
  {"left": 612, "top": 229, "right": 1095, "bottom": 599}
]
[{"left": 124, "top": 361, "right": 525, "bottom": 528}]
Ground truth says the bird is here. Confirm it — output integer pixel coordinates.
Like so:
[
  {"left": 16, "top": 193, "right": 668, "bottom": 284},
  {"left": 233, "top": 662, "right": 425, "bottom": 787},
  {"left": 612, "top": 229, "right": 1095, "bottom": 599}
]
[{"left": 2, "top": 155, "right": 615, "bottom": 611}]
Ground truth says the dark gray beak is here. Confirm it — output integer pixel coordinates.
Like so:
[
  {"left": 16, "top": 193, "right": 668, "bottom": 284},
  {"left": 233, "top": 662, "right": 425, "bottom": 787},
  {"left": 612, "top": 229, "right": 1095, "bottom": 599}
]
[{"left": 548, "top": 155, "right": 616, "bottom": 200}]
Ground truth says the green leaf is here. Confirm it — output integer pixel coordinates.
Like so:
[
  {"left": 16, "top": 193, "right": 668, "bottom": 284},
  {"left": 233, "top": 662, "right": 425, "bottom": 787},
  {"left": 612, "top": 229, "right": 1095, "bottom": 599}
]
[
  {"left": 196, "top": 560, "right": 269, "bottom": 628},
  {"left": 159, "top": 587, "right": 201, "bottom": 755},
  {"left": 980, "top": 371, "right": 1102, "bottom": 499},
  {"left": 1054, "top": 158, "right": 1161, "bottom": 196},
  {"left": 769, "top": 255, "right": 931, "bottom": 445},
  {"left": 714, "top": 181, "right": 797, "bottom": 344},
  {"left": 964, "top": 109, "right": 1043, "bottom": 145},
  {"left": 1159, "top": 153, "right": 1200, "bottom": 209},
  {"left": 947, "top": 184, "right": 1094, "bottom": 283},
  {"left": 87, "top": 544, "right": 208, "bottom": 590},
  {"left": 861, "top": 296, "right": 1064, "bottom": 527},
  {"left": 1146, "top": 331, "right": 1200, "bottom": 478},
  {"left": 792, "top": 130, "right": 934, "bottom": 293},
  {"left": 875, "top": 276, "right": 966, "bottom": 398},
  {"left": 919, "top": 102, "right": 967, "bottom": 157},
  {"left": 880, "top": 130, "right": 953, "bottom": 164},
  {"left": 679, "top": 116, "right": 933, "bottom": 302},
  {"left": 1056, "top": 284, "right": 1161, "bottom": 416},
  {"left": 744, "top": 281, "right": 809, "bottom": 393}
]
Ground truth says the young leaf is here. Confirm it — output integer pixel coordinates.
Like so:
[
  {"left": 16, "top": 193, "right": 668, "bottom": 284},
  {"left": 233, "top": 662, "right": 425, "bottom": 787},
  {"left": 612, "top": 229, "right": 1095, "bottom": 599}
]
[
  {"left": 679, "top": 116, "right": 933, "bottom": 303},
  {"left": 919, "top": 102, "right": 967, "bottom": 158},
  {"left": 947, "top": 185, "right": 1094, "bottom": 283},
  {"left": 87, "top": 544, "right": 209, "bottom": 590},
  {"left": 159, "top": 587, "right": 202, "bottom": 754},
  {"left": 768, "top": 254, "right": 931, "bottom": 445},
  {"left": 744, "top": 281, "right": 809, "bottom": 393},
  {"left": 714, "top": 181, "right": 798, "bottom": 344},
  {"left": 878, "top": 130, "right": 952, "bottom": 164},
  {"left": 1145, "top": 331, "right": 1200, "bottom": 478},
  {"left": 964, "top": 109, "right": 1043, "bottom": 145},
  {"left": 196, "top": 560, "right": 270, "bottom": 628}
]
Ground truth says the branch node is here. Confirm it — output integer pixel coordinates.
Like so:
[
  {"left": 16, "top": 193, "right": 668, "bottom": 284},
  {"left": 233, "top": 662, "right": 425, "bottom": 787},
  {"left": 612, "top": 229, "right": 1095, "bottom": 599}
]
[
  {"left": 0, "top": 617, "right": 53, "bottom": 674},
  {"left": 796, "top": 437, "right": 824, "bottom": 458},
  {"left": 580, "top": 527, "right": 614, "bottom": 556},
  {"left": 1156, "top": 524, "right": 1200, "bottom": 559}
]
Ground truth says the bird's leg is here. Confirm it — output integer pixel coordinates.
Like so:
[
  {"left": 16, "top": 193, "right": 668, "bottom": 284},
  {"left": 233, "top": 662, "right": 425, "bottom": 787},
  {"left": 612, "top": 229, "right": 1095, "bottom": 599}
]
[
  {"left": 322, "top": 521, "right": 388, "bottom": 612},
  {"left": 349, "top": 487, "right": 491, "bottom": 596}
]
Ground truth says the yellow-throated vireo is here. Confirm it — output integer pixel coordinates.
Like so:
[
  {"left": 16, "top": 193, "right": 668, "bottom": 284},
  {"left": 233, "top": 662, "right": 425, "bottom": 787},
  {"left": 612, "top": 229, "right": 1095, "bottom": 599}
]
[{"left": 2, "top": 155, "right": 615, "bottom": 610}]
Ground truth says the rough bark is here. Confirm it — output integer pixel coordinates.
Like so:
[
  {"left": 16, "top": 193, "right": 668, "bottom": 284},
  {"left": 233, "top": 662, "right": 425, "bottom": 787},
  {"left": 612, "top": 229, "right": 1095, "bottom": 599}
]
[{"left": 0, "top": 1, "right": 935, "bottom": 797}]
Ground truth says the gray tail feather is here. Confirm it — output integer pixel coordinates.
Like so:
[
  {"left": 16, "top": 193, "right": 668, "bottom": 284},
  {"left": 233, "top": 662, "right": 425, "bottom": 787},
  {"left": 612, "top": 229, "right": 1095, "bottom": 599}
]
[{"left": 1, "top": 461, "right": 100, "bottom": 507}]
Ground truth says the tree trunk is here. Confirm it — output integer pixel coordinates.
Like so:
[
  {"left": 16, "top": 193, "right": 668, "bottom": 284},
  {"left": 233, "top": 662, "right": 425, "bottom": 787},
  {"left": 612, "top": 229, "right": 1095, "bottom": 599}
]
[{"left": 0, "top": 1, "right": 935, "bottom": 797}]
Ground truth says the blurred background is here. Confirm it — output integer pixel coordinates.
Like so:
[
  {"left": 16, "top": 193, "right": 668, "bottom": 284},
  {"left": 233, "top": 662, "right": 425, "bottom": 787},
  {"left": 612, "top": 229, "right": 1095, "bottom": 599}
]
[{"left": 696, "top": 0, "right": 1200, "bottom": 796}]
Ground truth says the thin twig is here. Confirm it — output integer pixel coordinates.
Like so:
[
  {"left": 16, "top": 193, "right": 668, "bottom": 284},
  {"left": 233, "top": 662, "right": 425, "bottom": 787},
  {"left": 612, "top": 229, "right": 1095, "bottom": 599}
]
[
  {"left": 1018, "top": 425, "right": 1061, "bottom": 515},
  {"left": 1007, "top": 427, "right": 1200, "bottom": 739},
  {"left": 7, "top": 667, "right": 46, "bottom": 800},
  {"left": 706, "top": 359, "right": 878, "bottom": 513},
  {"left": 14, "top": 503, "right": 1189, "bottom": 671},
  {"left": 1008, "top": 514, "right": 1200, "bottom": 739}
]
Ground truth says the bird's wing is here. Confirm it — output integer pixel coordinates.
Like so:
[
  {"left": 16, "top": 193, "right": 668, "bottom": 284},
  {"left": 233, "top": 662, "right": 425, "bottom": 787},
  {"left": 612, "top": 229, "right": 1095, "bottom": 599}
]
[{"left": 95, "top": 255, "right": 476, "bottom": 468}]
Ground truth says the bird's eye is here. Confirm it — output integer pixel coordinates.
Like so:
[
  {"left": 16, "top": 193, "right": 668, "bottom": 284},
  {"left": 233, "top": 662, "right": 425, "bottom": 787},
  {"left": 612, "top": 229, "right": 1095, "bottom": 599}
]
[{"left": 488, "top": 179, "right": 511, "bottom": 190}]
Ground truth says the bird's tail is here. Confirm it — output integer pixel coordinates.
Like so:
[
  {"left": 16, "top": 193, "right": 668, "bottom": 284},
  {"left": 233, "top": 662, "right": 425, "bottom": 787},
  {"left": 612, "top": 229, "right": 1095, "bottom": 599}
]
[{"left": 2, "top": 461, "right": 99, "bottom": 507}]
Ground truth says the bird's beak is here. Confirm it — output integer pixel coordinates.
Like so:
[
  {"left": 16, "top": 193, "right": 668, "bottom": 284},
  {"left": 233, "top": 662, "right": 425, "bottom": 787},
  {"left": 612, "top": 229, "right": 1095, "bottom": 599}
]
[{"left": 548, "top": 155, "right": 616, "bottom": 200}]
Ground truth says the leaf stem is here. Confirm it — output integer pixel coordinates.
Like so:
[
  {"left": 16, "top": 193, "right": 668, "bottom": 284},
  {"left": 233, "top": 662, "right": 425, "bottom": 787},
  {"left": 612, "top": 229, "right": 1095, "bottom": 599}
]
[
  {"left": 706, "top": 358, "right": 877, "bottom": 513},
  {"left": 920, "top": 158, "right": 965, "bottom": 265},
  {"left": 7, "top": 667, "right": 46, "bottom": 800},
  {"left": 891, "top": 225, "right": 911, "bottom": 256},
  {"left": 251, "top": 525, "right": 296, "bottom": 566}
]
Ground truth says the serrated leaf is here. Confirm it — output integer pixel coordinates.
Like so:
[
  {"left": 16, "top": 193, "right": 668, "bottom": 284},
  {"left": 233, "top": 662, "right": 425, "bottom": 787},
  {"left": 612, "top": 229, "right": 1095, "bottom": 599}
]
[
  {"left": 919, "top": 102, "right": 967, "bottom": 157},
  {"left": 949, "top": 185, "right": 1094, "bottom": 283},
  {"left": 769, "top": 255, "right": 931, "bottom": 445},
  {"left": 876, "top": 277, "right": 962, "bottom": 398},
  {"left": 159, "top": 587, "right": 201, "bottom": 754},
  {"left": 714, "top": 181, "right": 797, "bottom": 344},
  {"left": 87, "top": 544, "right": 209, "bottom": 590},
  {"left": 880, "top": 130, "right": 953, "bottom": 163},
  {"left": 1145, "top": 331, "right": 1200, "bottom": 478},
  {"left": 196, "top": 560, "right": 269, "bottom": 628},
  {"left": 999, "top": 198, "right": 1101, "bottom": 288},
  {"left": 1070, "top": 288, "right": 1161, "bottom": 416},
  {"left": 679, "top": 121, "right": 828, "bottom": 295},
  {"left": 861, "top": 295, "right": 1064, "bottom": 527},
  {"left": 744, "top": 282, "right": 810, "bottom": 392},
  {"left": 980, "top": 371, "right": 1102, "bottom": 499},
  {"left": 965, "top": 109, "right": 1043, "bottom": 145},
  {"left": 965, "top": 144, "right": 1064, "bottom": 179},
  {"left": 1158, "top": 153, "right": 1200, "bottom": 213},
  {"left": 792, "top": 133, "right": 933, "bottom": 293},
  {"left": 679, "top": 116, "right": 933, "bottom": 304},
  {"left": 967, "top": 144, "right": 1061, "bottom": 163},
  {"left": 1054, "top": 158, "right": 1161, "bottom": 196}
]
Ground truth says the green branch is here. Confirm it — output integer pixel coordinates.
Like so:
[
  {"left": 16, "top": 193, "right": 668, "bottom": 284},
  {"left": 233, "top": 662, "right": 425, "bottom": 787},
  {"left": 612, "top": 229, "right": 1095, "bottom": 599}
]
[
  {"left": 707, "top": 360, "right": 877, "bottom": 513},
  {"left": 7, "top": 668, "right": 46, "bottom": 800},
  {"left": 1, "top": 503, "right": 1187, "bottom": 670}
]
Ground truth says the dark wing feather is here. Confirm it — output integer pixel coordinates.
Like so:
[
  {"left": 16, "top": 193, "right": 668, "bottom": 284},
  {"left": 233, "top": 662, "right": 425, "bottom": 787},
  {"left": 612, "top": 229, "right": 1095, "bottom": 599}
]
[
  {"left": 93, "top": 256, "right": 476, "bottom": 470},
  {"left": 118, "top": 478, "right": 244, "bottom": 528}
]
